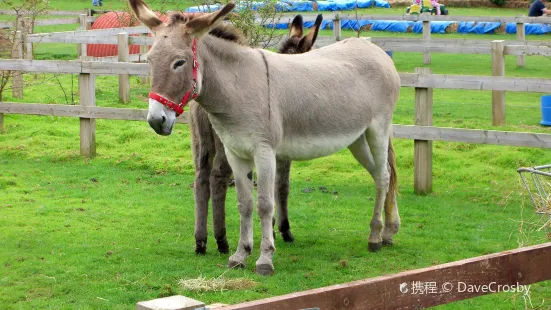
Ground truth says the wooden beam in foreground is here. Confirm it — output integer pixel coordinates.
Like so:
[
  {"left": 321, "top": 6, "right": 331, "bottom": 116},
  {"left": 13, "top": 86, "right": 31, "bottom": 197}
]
[{"left": 220, "top": 242, "right": 551, "bottom": 310}]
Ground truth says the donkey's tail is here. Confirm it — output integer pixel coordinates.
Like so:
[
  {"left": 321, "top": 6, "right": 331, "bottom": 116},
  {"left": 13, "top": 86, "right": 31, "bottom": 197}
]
[{"left": 386, "top": 137, "right": 398, "bottom": 207}]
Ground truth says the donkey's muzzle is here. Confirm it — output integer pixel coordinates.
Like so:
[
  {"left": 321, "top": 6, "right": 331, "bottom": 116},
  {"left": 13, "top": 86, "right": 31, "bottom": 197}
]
[{"left": 148, "top": 98, "right": 175, "bottom": 136}]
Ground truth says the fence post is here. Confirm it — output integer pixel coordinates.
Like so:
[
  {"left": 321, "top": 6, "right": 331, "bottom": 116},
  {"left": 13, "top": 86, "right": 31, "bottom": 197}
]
[
  {"left": 12, "top": 31, "right": 23, "bottom": 98},
  {"left": 491, "top": 40, "right": 505, "bottom": 126},
  {"left": 414, "top": 67, "right": 433, "bottom": 195},
  {"left": 78, "top": 14, "right": 88, "bottom": 59},
  {"left": 516, "top": 21, "right": 525, "bottom": 68},
  {"left": 79, "top": 72, "right": 96, "bottom": 158},
  {"left": 422, "top": 20, "right": 431, "bottom": 65},
  {"left": 118, "top": 32, "right": 130, "bottom": 103},
  {"left": 21, "top": 17, "right": 33, "bottom": 60},
  {"left": 140, "top": 33, "right": 150, "bottom": 85},
  {"left": 333, "top": 16, "right": 341, "bottom": 41}
]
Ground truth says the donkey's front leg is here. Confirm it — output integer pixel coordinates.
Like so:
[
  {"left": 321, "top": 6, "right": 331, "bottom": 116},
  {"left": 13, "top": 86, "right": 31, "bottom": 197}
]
[
  {"left": 225, "top": 151, "right": 254, "bottom": 269},
  {"left": 255, "top": 148, "right": 277, "bottom": 276}
]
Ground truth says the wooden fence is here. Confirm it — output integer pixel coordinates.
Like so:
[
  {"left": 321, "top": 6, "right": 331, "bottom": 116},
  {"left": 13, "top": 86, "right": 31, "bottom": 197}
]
[
  {"left": 2, "top": 44, "right": 551, "bottom": 193},
  {"left": 193, "top": 241, "right": 551, "bottom": 309}
]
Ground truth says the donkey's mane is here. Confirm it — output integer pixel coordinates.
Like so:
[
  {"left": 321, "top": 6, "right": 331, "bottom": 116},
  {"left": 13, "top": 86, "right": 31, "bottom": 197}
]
[{"left": 168, "top": 13, "right": 247, "bottom": 46}]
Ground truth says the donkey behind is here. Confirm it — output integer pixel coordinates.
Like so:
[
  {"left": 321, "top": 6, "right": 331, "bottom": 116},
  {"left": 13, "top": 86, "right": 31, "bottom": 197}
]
[
  {"left": 190, "top": 15, "right": 323, "bottom": 255},
  {"left": 131, "top": 0, "right": 401, "bottom": 276}
]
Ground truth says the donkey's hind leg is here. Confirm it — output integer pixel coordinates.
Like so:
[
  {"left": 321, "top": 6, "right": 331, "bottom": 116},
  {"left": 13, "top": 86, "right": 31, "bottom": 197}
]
[
  {"left": 275, "top": 159, "right": 294, "bottom": 242},
  {"left": 190, "top": 103, "right": 215, "bottom": 255},
  {"left": 381, "top": 140, "right": 400, "bottom": 246},
  {"left": 349, "top": 126, "right": 390, "bottom": 252},
  {"left": 210, "top": 133, "right": 233, "bottom": 254}
]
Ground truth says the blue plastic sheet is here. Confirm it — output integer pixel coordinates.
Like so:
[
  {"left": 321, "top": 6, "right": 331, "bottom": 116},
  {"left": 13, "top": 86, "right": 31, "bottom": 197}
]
[
  {"left": 372, "top": 20, "right": 414, "bottom": 32},
  {"left": 288, "top": 1, "right": 313, "bottom": 11},
  {"left": 357, "top": 0, "right": 374, "bottom": 8},
  {"left": 187, "top": 0, "right": 390, "bottom": 13},
  {"left": 411, "top": 21, "right": 454, "bottom": 34},
  {"left": 457, "top": 21, "right": 501, "bottom": 34},
  {"left": 341, "top": 19, "right": 375, "bottom": 30},
  {"left": 506, "top": 22, "right": 551, "bottom": 35},
  {"left": 185, "top": 4, "right": 220, "bottom": 13},
  {"left": 303, "top": 20, "right": 333, "bottom": 29},
  {"left": 375, "top": 0, "right": 391, "bottom": 8},
  {"left": 316, "top": 1, "right": 339, "bottom": 11}
]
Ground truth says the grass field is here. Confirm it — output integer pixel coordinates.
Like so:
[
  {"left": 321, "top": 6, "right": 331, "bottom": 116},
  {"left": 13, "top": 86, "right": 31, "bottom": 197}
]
[{"left": 2, "top": 1, "right": 551, "bottom": 309}]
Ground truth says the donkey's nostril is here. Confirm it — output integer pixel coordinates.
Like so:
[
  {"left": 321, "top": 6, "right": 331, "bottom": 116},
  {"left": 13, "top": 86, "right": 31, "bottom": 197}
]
[{"left": 162, "top": 116, "right": 166, "bottom": 124}]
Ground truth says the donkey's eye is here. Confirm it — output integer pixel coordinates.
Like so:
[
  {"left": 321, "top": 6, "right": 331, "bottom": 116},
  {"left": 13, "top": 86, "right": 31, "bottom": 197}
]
[{"left": 173, "top": 60, "right": 186, "bottom": 70}]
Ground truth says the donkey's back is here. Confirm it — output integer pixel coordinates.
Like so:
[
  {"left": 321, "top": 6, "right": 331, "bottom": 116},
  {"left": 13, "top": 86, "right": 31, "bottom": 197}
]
[{"left": 266, "top": 38, "right": 400, "bottom": 160}]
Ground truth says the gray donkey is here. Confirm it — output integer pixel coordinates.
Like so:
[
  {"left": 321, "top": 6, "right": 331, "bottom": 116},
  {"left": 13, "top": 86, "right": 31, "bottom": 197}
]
[
  {"left": 130, "top": 0, "right": 401, "bottom": 276},
  {"left": 190, "top": 14, "right": 323, "bottom": 255}
]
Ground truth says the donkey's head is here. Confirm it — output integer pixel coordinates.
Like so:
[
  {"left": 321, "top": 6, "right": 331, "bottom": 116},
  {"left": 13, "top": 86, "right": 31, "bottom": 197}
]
[
  {"left": 129, "top": 0, "right": 235, "bottom": 135},
  {"left": 279, "top": 14, "right": 322, "bottom": 54}
]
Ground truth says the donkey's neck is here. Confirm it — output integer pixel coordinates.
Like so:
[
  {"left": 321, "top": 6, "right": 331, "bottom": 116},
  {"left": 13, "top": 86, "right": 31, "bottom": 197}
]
[{"left": 195, "top": 35, "right": 266, "bottom": 115}]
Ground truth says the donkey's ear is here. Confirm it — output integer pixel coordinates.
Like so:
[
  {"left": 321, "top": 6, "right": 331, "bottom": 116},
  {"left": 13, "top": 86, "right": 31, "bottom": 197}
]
[
  {"left": 129, "top": 0, "right": 165, "bottom": 32},
  {"left": 184, "top": 2, "right": 236, "bottom": 38},
  {"left": 298, "top": 14, "right": 322, "bottom": 52},
  {"left": 289, "top": 15, "right": 304, "bottom": 38}
]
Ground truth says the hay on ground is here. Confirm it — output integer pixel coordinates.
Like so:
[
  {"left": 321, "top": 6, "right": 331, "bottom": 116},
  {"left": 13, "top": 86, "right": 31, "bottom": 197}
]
[{"left": 179, "top": 276, "right": 257, "bottom": 292}]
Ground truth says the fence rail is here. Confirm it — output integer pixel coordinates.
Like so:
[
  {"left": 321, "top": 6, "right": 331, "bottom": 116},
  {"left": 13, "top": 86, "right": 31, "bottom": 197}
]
[{"left": 215, "top": 242, "right": 551, "bottom": 309}]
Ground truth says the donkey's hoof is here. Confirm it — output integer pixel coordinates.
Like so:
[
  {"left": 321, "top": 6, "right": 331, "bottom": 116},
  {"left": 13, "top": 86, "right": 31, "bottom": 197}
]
[
  {"left": 195, "top": 242, "right": 207, "bottom": 255},
  {"left": 228, "top": 260, "right": 246, "bottom": 269},
  {"left": 281, "top": 231, "right": 295, "bottom": 243},
  {"left": 368, "top": 242, "right": 382, "bottom": 252},
  {"left": 255, "top": 263, "right": 274, "bottom": 276},
  {"left": 217, "top": 238, "right": 229, "bottom": 254},
  {"left": 382, "top": 239, "right": 393, "bottom": 246}
]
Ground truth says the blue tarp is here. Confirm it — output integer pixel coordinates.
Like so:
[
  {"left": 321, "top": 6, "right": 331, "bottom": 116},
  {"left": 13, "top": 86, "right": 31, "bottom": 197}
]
[
  {"left": 456, "top": 21, "right": 501, "bottom": 34},
  {"left": 374, "top": 0, "right": 391, "bottom": 8},
  {"left": 372, "top": 20, "right": 415, "bottom": 32},
  {"left": 304, "top": 20, "right": 333, "bottom": 29},
  {"left": 316, "top": 1, "right": 339, "bottom": 11},
  {"left": 506, "top": 22, "right": 551, "bottom": 35},
  {"left": 185, "top": 4, "right": 220, "bottom": 13},
  {"left": 411, "top": 21, "right": 454, "bottom": 34},
  {"left": 185, "top": 0, "right": 390, "bottom": 13},
  {"left": 342, "top": 19, "right": 375, "bottom": 30}
]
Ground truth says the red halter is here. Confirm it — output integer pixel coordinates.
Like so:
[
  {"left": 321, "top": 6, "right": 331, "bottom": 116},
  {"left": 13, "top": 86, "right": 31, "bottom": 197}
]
[{"left": 148, "top": 38, "right": 199, "bottom": 117}]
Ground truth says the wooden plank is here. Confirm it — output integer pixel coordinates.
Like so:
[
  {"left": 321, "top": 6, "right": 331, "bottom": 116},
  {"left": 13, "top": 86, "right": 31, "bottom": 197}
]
[
  {"left": 12, "top": 31, "right": 23, "bottom": 99},
  {"left": 34, "top": 18, "right": 79, "bottom": 26},
  {"left": 220, "top": 242, "right": 551, "bottom": 310},
  {"left": 491, "top": 40, "right": 506, "bottom": 126},
  {"left": 398, "top": 73, "right": 551, "bottom": 92},
  {"left": 0, "top": 103, "right": 190, "bottom": 124},
  {"left": 516, "top": 22, "right": 525, "bottom": 67},
  {"left": 0, "top": 59, "right": 150, "bottom": 75},
  {"left": 422, "top": 21, "right": 430, "bottom": 64},
  {"left": 118, "top": 33, "right": 130, "bottom": 103},
  {"left": 414, "top": 67, "right": 433, "bottom": 195},
  {"left": 0, "top": 9, "right": 86, "bottom": 16},
  {"left": 26, "top": 34, "right": 119, "bottom": 44},
  {"left": 27, "top": 26, "right": 150, "bottom": 38},
  {"left": 79, "top": 73, "right": 96, "bottom": 158},
  {"left": 140, "top": 33, "right": 150, "bottom": 85},
  {"left": 333, "top": 19, "right": 341, "bottom": 41},
  {"left": 504, "top": 44, "right": 551, "bottom": 57},
  {"left": 78, "top": 14, "right": 88, "bottom": 59},
  {"left": 393, "top": 125, "right": 551, "bottom": 148}
]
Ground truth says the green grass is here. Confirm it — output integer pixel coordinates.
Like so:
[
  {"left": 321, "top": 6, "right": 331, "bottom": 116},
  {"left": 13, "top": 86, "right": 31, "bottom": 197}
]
[{"left": 2, "top": 2, "right": 551, "bottom": 309}]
